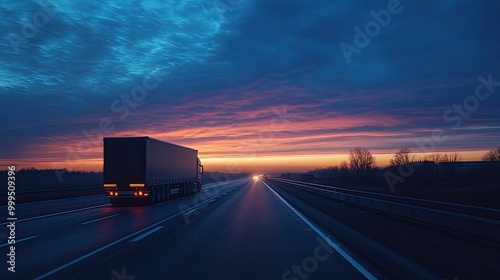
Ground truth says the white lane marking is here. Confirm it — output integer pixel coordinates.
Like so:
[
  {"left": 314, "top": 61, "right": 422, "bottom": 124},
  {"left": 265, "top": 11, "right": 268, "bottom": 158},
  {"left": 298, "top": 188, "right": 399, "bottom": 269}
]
[
  {"left": 207, "top": 199, "right": 215, "bottom": 203},
  {"left": 262, "top": 181, "right": 378, "bottom": 280},
  {"left": 81, "top": 214, "right": 120, "bottom": 225},
  {"left": 129, "top": 226, "right": 164, "bottom": 242},
  {"left": 32, "top": 187, "right": 236, "bottom": 280},
  {"left": 183, "top": 208, "right": 199, "bottom": 216},
  {"left": 0, "top": 204, "right": 111, "bottom": 226},
  {"left": 153, "top": 201, "right": 168, "bottom": 207},
  {"left": 0, "top": 235, "right": 40, "bottom": 248}
]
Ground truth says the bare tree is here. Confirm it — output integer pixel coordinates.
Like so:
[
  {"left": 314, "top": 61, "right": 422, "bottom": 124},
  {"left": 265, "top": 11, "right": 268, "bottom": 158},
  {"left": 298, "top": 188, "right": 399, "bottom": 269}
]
[
  {"left": 313, "top": 166, "right": 339, "bottom": 178},
  {"left": 482, "top": 147, "right": 500, "bottom": 161},
  {"left": 348, "top": 147, "right": 375, "bottom": 173},
  {"left": 339, "top": 161, "right": 350, "bottom": 176},
  {"left": 441, "top": 152, "right": 461, "bottom": 163},
  {"left": 423, "top": 153, "right": 443, "bottom": 164},
  {"left": 389, "top": 147, "right": 415, "bottom": 166},
  {"left": 424, "top": 152, "right": 461, "bottom": 164},
  {"left": 339, "top": 161, "right": 349, "bottom": 170}
]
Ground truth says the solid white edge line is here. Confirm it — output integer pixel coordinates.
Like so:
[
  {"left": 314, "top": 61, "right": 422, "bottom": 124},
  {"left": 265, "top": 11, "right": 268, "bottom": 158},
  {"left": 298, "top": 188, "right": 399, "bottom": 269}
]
[
  {"left": 262, "top": 180, "right": 378, "bottom": 280},
  {"left": 129, "top": 226, "right": 164, "bottom": 242},
  {"left": 0, "top": 204, "right": 111, "bottom": 226},
  {"left": 81, "top": 214, "right": 121, "bottom": 225},
  {"left": 0, "top": 235, "right": 40, "bottom": 248},
  {"left": 33, "top": 182, "right": 245, "bottom": 280}
]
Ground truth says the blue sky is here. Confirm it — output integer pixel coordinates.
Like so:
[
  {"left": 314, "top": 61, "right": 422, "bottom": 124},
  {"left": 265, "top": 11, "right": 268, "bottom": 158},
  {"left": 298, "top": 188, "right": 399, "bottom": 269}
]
[{"left": 1, "top": 0, "right": 499, "bottom": 172}]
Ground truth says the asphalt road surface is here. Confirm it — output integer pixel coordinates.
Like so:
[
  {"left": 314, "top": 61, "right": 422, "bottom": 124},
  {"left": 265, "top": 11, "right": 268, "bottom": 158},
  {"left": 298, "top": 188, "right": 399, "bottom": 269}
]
[{"left": 0, "top": 178, "right": 388, "bottom": 279}]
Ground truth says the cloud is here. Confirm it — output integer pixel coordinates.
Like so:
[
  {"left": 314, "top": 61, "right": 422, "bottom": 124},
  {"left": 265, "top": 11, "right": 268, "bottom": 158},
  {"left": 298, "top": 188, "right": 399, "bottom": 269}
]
[{"left": 1, "top": 0, "right": 499, "bottom": 171}]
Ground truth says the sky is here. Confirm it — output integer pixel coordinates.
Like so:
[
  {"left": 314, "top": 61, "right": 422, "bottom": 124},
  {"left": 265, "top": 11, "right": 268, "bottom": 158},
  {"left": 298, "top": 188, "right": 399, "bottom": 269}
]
[{"left": 1, "top": 0, "right": 499, "bottom": 173}]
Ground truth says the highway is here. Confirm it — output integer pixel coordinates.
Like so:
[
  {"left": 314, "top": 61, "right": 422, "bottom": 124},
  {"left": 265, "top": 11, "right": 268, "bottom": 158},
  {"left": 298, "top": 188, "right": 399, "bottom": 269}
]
[
  {"left": 1, "top": 178, "right": 498, "bottom": 279},
  {"left": 1, "top": 178, "right": 381, "bottom": 280}
]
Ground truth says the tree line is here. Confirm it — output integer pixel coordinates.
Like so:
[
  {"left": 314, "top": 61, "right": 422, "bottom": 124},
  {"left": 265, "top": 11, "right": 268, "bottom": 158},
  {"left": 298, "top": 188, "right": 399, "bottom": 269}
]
[
  {"left": 0, "top": 168, "right": 103, "bottom": 192},
  {"left": 308, "top": 146, "right": 500, "bottom": 188},
  {"left": 341, "top": 146, "right": 500, "bottom": 174}
]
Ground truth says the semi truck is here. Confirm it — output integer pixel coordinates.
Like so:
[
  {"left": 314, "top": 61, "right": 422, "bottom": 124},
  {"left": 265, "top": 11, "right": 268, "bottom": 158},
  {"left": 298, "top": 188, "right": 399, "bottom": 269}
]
[{"left": 103, "top": 137, "right": 203, "bottom": 205}]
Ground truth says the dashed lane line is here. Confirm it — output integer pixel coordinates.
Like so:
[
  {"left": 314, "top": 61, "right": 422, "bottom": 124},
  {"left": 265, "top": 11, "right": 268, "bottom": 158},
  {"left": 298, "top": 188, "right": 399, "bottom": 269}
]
[
  {"left": 81, "top": 214, "right": 120, "bottom": 225},
  {"left": 0, "top": 204, "right": 111, "bottom": 226},
  {"left": 32, "top": 184, "right": 245, "bottom": 280},
  {"left": 129, "top": 226, "right": 164, "bottom": 242},
  {"left": 0, "top": 235, "right": 40, "bottom": 248}
]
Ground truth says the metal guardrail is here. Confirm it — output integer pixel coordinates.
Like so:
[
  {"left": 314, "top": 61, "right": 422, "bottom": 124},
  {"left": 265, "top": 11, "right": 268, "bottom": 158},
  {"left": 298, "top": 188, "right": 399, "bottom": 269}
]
[
  {"left": 0, "top": 186, "right": 102, "bottom": 196},
  {"left": 0, "top": 186, "right": 104, "bottom": 205},
  {"left": 0, "top": 186, "right": 104, "bottom": 196},
  {"left": 268, "top": 178, "right": 500, "bottom": 244}
]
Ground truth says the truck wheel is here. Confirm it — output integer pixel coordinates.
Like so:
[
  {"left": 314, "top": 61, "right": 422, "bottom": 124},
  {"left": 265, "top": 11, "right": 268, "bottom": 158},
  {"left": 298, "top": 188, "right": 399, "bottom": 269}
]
[
  {"left": 110, "top": 198, "right": 119, "bottom": 206},
  {"left": 150, "top": 187, "right": 156, "bottom": 204},
  {"left": 161, "top": 186, "right": 166, "bottom": 201},
  {"left": 155, "top": 186, "right": 161, "bottom": 203},
  {"left": 157, "top": 186, "right": 162, "bottom": 202}
]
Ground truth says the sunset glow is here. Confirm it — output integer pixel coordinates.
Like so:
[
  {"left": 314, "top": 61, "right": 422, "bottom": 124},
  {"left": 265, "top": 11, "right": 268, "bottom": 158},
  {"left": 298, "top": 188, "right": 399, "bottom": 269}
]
[{"left": 1, "top": 1, "right": 499, "bottom": 173}]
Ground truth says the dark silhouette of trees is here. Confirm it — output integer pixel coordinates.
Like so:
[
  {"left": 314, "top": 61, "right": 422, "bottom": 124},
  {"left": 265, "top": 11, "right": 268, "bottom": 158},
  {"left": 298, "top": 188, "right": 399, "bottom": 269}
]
[
  {"left": 423, "top": 153, "right": 441, "bottom": 164},
  {"left": 0, "top": 168, "right": 102, "bottom": 192},
  {"left": 339, "top": 161, "right": 350, "bottom": 177},
  {"left": 424, "top": 153, "right": 461, "bottom": 164},
  {"left": 305, "top": 146, "right": 499, "bottom": 197},
  {"left": 348, "top": 147, "right": 375, "bottom": 174},
  {"left": 482, "top": 147, "right": 500, "bottom": 161},
  {"left": 443, "top": 152, "right": 461, "bottom": 163},
  {"left": 390, "top": 147, "right": 415, "bottom": 166}
]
